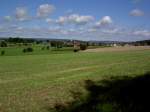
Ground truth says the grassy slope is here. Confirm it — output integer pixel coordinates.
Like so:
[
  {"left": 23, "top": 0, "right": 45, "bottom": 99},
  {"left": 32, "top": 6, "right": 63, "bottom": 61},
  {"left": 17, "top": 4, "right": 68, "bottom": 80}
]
[{"left": 0, "top": 50, "right": 150, "bottom": 112}]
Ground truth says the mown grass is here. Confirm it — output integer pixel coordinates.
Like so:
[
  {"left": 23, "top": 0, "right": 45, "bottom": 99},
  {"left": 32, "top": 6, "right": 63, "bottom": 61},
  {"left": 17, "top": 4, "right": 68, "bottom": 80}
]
[{"left": 0, "top": 49, "right": 150, "bottom": 112}]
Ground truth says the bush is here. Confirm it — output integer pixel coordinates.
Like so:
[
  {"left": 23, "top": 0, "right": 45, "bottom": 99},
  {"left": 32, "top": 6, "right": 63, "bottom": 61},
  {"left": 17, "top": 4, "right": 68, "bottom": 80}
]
[
  {"left": 0, "top": 41, "right": 7, "bottom": 47},
  {"left": 46, "top": 46, "right": 50, "bottom": 50},
  {"left": 26, "top": 47, "right": 33, "bottom": 52},
  {"left": 22, "top": 49, "right": 27, "bottom": 53},
  {"left": 74, "top": 49, "right": 79, "bottom": 52},
  {"left": 23, "top": 47, "right": 33, "bottom": 53},
  {"left": 1, "top": 50, "right": 5, "bottom": 55},
  {"left": 80, "top": 44, "right": 87, "bottom": 50},
  {"left": 41, "top": 47, "right": 45, "bottom": 50}
]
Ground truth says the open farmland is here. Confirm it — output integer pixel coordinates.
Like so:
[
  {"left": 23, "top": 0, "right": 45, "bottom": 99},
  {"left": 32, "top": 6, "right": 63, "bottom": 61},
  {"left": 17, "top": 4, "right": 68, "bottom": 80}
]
[
  {"left": 84, "top": 46, "right": 150, "bottom": 52},
  {"left": 0, "top": 47, "right": 150, "bottom": 112}
]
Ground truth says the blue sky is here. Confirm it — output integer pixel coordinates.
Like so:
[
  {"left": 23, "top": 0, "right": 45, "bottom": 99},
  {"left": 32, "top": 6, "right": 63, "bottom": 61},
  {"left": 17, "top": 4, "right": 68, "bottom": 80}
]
[{"left": 0, "top": 0, "right": 150, "bottom": 41}]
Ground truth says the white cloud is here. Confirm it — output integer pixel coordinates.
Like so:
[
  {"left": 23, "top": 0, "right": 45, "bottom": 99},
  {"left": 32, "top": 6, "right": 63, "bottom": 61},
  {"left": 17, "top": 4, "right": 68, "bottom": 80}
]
[
  {"left": 1, "top": 23, "right": 150, "bottom": 41},
  {"left": 97, "top": 16, "right": 112, "bottom": 26},
  {"left": 56, "top": 14, "right": 94, "bottom": 25},
  {"left": 48, "top": 27, "right": 61, "bottom": 33},
  {"left": 101, "top": 28, "right": 119, "bottom": 34},
  {"left": 46, "top": 18, "right": 54, "bottom": 24},
  {"left": 37, "top": 4, "right": 55, "bottom": 18},
  {"left": 88, "top": 28, "right": 97, "bottom": 33},
  {"left": 15, "top": 7, "right": 29, "bottom": 21},
  {"left": 4, "top": 16, "right": 12, "bottom": 21},
  {"left": 132, "top": 30, "right": 150, "bottom": 36},
  {"left": 94, "top": 16, "right": 113, "bottom": 29},
  {"left": 130, "top": 9, "right": 144, "bottom": 16},
  {"left": 65, "top": 9, "right": 73, "bottom": 14},
  {"left": 16, "top": 27, "right": 23, "bottom": 31},
  {"left": 56, "top": 16, "right": 68, "bottom": 25},
  {"left": 69, "top": 14, "right": 94, "bottom": 25}
]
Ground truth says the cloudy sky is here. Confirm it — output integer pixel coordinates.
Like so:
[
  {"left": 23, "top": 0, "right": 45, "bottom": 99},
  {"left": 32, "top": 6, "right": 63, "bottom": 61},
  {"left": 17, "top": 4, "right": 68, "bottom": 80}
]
[{"left": 0, "top": 0, "right": 150, "bottom": 41}]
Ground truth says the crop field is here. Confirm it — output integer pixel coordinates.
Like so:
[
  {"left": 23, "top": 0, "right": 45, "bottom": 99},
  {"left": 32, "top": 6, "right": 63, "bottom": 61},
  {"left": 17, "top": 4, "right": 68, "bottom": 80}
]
[{"left": 0, "top": 47, "right": 150, "bottom": 112}]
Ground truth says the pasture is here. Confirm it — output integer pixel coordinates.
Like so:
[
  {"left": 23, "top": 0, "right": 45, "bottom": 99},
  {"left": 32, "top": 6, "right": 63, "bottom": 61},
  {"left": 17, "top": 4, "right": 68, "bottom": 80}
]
[
  {"left": 0, "top": 45, "right": 74, "bottom": 56},
  {"left": 0, "top": 47, "right": 150, "bottom": 112}
]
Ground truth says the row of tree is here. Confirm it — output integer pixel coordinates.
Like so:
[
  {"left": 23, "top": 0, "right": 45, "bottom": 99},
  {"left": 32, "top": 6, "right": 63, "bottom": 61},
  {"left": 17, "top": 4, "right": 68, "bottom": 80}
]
[{"left": 5, "top": 37, "right": 34, "bottom": 43}]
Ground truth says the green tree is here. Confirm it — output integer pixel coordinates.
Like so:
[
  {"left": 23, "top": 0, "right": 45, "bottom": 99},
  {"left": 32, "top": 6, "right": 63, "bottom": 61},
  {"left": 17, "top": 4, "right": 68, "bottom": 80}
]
[{"left": 0, "top": 41, "right": 7, "bottom": 47}]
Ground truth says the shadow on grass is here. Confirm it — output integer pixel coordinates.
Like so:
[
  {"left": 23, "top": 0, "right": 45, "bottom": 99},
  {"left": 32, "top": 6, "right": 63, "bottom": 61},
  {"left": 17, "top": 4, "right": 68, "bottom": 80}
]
[{"left": 51, "top": 72, "right": 150, "bottom": 112}]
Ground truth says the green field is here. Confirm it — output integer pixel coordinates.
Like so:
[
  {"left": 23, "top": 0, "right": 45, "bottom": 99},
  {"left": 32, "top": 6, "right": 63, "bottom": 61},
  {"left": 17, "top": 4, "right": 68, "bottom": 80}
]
[
  {"left": 0, "top": 46, "right": 74, "bottom": 56},
  {"left": 0, "top": 48, "right": 150, "bottom": 112}
]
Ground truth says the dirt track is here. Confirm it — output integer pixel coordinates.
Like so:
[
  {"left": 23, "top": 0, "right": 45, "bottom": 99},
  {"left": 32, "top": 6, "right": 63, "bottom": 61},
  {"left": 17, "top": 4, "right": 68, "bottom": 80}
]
[{"left": 83, "top": 46, "right": 150, "bottom": 52}]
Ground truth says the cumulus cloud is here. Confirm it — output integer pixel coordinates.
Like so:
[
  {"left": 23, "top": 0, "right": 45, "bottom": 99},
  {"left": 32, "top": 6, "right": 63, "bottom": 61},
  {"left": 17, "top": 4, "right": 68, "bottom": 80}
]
[
  {"left": 15, "top": 7, "right": 29, "bottom": 21},
  {"left": 56, "top": 16, "right": 68, "bottom": 25},
  {"left": 37, "top": 4, "right": 55, "bottom": 18},
  {"left": 94, "top": 16, "right": 113, "bottom": 29},
  {"left": 69, "top": 14, "right": 94, "bottom": 25},
  {"left": 56, "top": 14, "right": 94, "bottom": 25},
  {"left": 98, "top": 16, "right": 112, "bottom": 25},
  {"left": 130, "top": 9, "right": 144, "bottom": 16},
  {"left": 1, "top": 23, "right": 150, "bottom": 41}
]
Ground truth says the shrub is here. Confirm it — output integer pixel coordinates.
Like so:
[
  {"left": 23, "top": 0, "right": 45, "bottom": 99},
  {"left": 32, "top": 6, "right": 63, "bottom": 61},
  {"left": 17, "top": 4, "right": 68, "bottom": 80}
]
[
  {"left": 0, "top": 41, "right": 7, "bottom": 47},
  {"left": 80, "top": 44, "right": 87, "bottom": 50},
  {"left": 74, "top": 49, "right": 79, "bottom": 52},
  {"left": 23, "top": 47, "right": 33, "bottom": 53},
  {"left": 41, "top": 47, "right": 45, "bottom": 50},
  {"left": 22, "top": 49, "right": 27, "bottom": 53},
  {"left": 1, "top": 50, "right": 5, "bottom": 55},
  {"left": 46, "top": 46, "right": 50, "bottom": 50},
  {"left": 26, "top": 47, "right": 33, "bottom": 52},
  {"left": 23, "top": 43, "right": 28, "bottom": 46}
]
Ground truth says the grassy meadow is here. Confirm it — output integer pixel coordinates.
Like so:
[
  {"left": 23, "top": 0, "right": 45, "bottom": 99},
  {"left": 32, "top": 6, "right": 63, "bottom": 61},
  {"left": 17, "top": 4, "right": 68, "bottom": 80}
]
[
  {"left": 0, "top": 45, "right": 74, "bottom": 56},
  {"left": 0, "top": 46, "right": 150, "bottom": 112}
]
